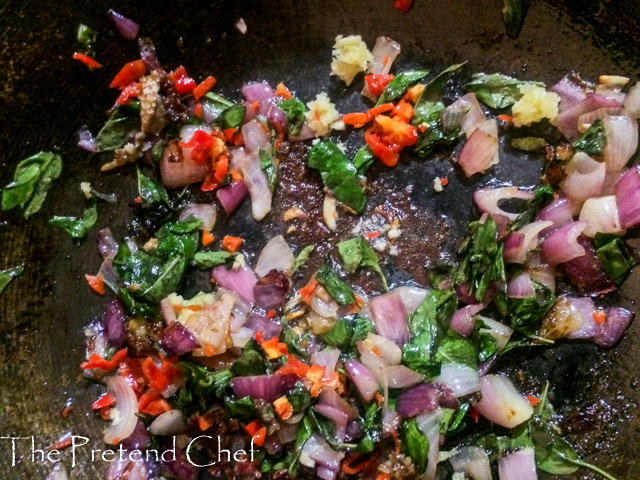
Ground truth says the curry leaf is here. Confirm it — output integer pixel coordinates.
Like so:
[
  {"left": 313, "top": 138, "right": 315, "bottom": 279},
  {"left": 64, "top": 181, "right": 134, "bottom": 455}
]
[
  {"left": 321, "top": 315, "right": 374, "bottom": 350},
  {"left": 292, "top": 245, "right": 314, "bottom": 273},
  {"left": 316, "top": 264, "right": 357, "bottom": 306},
  {"left": 193, "top": 251, "right": 236, "bottom": 269},
  {"left": 401, "top": 418, "right": 429, "bottom": 473},
  {"left": 573, "top": 119, "right": 606, "bottom": 156},
  {"left": 414, "top": 63, "right": 467, "bottom": 111},
  {"left": 49, "top": 197, "right": 98, "bottom": 239},
  {"left": 511, "top": 136, "right": 550, "bottom": 152},
  {"left": 95, "top": 103, "right": 140, "bottom": 152},
  {"left": 2, "top": 152, "right": 63, "bottom": 218},
  {"left": 77, "top": 24, "right": 96, "bottom": 46},
  {"left": 595, "top": 233, "right": 636, "bottom": 286},
  {"left": 279, "top": 98, "right": 307, "bottom": 136},
  {"left": 353, "top": 145, "right": 375, "bottom": 175},
  {"left": 376, "top": 70, "right": 430, "bottom": 106},
  {"left": 337, "top": 236, "right": 388, "bottom": 290},
  {"left": 218, "top": 105, "right": 246, "bottom": 130},
  {"left": 434, "top": 330, "right": 478, "bottom": 368},
  {"left": 506, "top": 281, "right": 556, "bottom": 335},
  {"left": 0, "top": 265, "right": 24, "bottom": 296},
  {"left": 259, "top": 149, "right": 277, "bottom": 190},
  {"left": 467, "top": 73, "right": 544, "bottom": 109},
  {"left": 503, "top": 0, "right": 531, "bottom": 38}
]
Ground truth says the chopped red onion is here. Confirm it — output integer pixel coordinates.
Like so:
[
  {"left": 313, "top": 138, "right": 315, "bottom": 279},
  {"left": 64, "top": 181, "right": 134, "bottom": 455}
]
[
  {"left": 368, "top": 291, "right": 409, "bottom": 346},
  {"left": 312, "top": 349, "right": 341, "bottom": 375},
  {"left": 105, "top": 376, "right": 139, "bottom": 444},
  {"left": 120, "top": 419, "right": 151, "bottom": 450},
  {"left": 97, "top": 228, "right": 119, "bottom": 260},
  {"left": 318, "top": 388, "right": 357, "bottom": 420},
  {"left": 507, "top": 272, "right": 536, "bottom": 299},
  {"left": 242, "top": 118, "right": 272, "bottom": 153},
  {"left": 255, "top": 235, "right": 295, "bottom": 277},
  {"left": 254, "top": 270, "right": 290, "bottom": 309},
  {"left": 577, "top": 107, "right": 622, "bottom": 132},
  {"left": 235, "top": 17, "right": 247, "bottom": 35},
  {"left": 396, "top": 383, "right": 459, "bottom": 418},
  {"left": 560, "top": 152, "right": 605, "bottom": 203},
  {"left": 108, "top": 455, "right": 151, "bottom": 480},
  {"left": 107, "top": 9, "right": 139, "bottom": 41},
  {"left": 362, "top": 36, "right": 401, "bottom": 101},
  {"left": 313, "top": 404, "right": 349, "bottom": 442},
  {"left": 345, "top": 359, "right": 378, "bottom": 403},
  {"left": 553, "top": 94, "right": 623, "bottom": 140},
  {"left": 603, "top": 115, "right": 638, "bottom": 171},
  {"left": 241, "top": 82, "right": 276, "bottom": 117},
  {"left": 159, "top": 322, "right": 200, "bottom": 356},
  {"left": 288, "top": 121, "right": 318, "bottom": 141},
  {"left": 415, "top": 408, "right": 444, "bottom": 480},
  {"left": 615, "top": 165, "right": 640, "bottom": 228},
  {"left": 474, "top": 375, "right": 533, "bottom": 428},
  {"left": 235, "top": 151, "right": 272, "bottom": 220},
  {"left": 525, "top": 254, "right": 556, "bottom": 292},
  {"left": 536, "top": 196, "right": 574, "bottom": 237},
  {"left": 311, "top": 286, "right": 339, "bottom": 318},
  {"left": 365, "top": 332, "right": 403, "bottom": 365},
  {"left": 503, "top": 221, "right": 553, "bottom": 264},
  {"left": 498, "top": 448, "right": 538, "bottom": 480},
  {"left": 216, "top": 181, "right": 249, "bottom": 215},
  {"left": 394, "top": 286, "right": 428, "bottom": 314},
  {"left": 212, "top": 266, "right": 258, "bottom": 305},
  {"left": 474, "top": 187, "right": 535, "bottom": 221},
  {"left": 149, "top": 410, "right": 186, "bottom": 436},
  {"left": 594, "top": 307, "right": 634, "bottom": 347},
  {"left": 382, "top": 407, "right": 402, "bottom": 437},
  {"left": 559, "top": 236, "right": 615, "bottom": 295},
  {"left": 449, "top": 93, "right": 486, "bottom": 135},
  {"left": 451, "top": 303, "right": 486, "bottom": 337},
  {"left": 77, "top": 126, "right": 98, "bottom": 153},
  {"left": 231, "top": 374, "right": 298, "bottom": 402},
  {"left": 245, "top": 311, "right": 283, "bottom": 339},
  {"left": 161, "top": 443, "right": 198, "bottom": 480},
  {"left": 179, "top": 204, "right": 217, "bottom": 231},
  {"left": 623, "top": 81, "right": 640, "bottom": 118},
  {"left": 477, "top": 316, "right": 513, "bottom": 351},
  {"left": 458, "top": 119, "right": 499, "bottom": 177},
  {"left": 550, "top": 76, "right": 586, "bottom": 111},
  {"left": 450, "top": 446, "right": 492, "bottom": 480},
  {"left": 540, "top": 221, "right": 587, "bottom": 266},
  {"left": 160, "top": 145, "right": 205, "bottom": 189},
  {"left": 386, "top": 365, "right": 424, "bottom": 389},
  {"left": 595, "top": 83, "right": 626, "bottom": 104},
  {"left": 300, "top": 434, "right": 344, "bottom": 480},
  {"left": 201, "top": 100, "right": 220, "bottom": 125},
  {"left": 267, "top": 104, "right": 288, "bottom": 133},
  {"left": 103, "top": 299, "right": 127, "bottom": 347},
  {"left": 432, "top": 363, "right": 481, "bottom": 397}
]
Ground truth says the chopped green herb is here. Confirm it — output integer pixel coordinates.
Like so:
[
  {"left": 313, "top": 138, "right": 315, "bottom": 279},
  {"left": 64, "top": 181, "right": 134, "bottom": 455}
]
[
  {"left": 594, "top": 233, "right": 636, "bottom": 286},
  {"left": 353, "top": 145, "right": 375, "bottom": 176},
  {"left": 50, "top": 197, "right": 98, "bottom": 239},
  {"left": 176, "top": 362, "right": 231, "bottom": 415},
  {"left": 506, "top": 281, "right": 556, "bottom": 335},
  {"left": 401, "top": 418, "right": 429, "bottom": 473},
  {"left": 2, "top": 152, "right": 63, "bottom": 218},
  {"left": 292, "top": 245, "right": 314, "bottom": 273},
  {"left": 511, "top": 184, "right": 554, "bottom": 230},
  {"left": 316, "top": 264, "right": 357, "bottom": 306},
  {"left": 279, "top": 98, "right": 307, "bottom": 136},
  {"left": 95, "top": 103, "right": 140, "bottom": 152},
  {"left": 467, "top": 73, "right": 544, "bottom": 109},
  {"left": 193, "top": 251, "right": 236, "bottom": 269},
  {"left": 337, "top": 236, "right": 388, "bottom": 290},
  {"left": 321, "top": 315, "right": 374, "bottom": 350},
  {"left": 502, "top": 0, "right": 531, "bottom": 38},
  {"left": 511, "top": 137, "right": 550, "bottom": 152},
  {"left": 259, "top": 149, "right": 278, "bottom": 190},
  {"left": 573, "top": 119, "right": 606, "bottom": 156},
  {"left": 232, "top": 341, "right": 269, "bottom": 376},
  {"left": 0, "top": 265, "right": 24, "bottom": 296},
  {"left": 77, "top": 24, "right": 97, "bottom": 47},
  {"left": 376, "top": 70, "right": 430, "bottom": 106},
  {"left": 218, "top": 105, "right": 246, "bottom": 130}
]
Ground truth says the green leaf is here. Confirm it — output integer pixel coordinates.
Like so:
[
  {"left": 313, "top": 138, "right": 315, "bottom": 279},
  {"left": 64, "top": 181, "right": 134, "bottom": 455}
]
[
  {"left": 292, "top": 245, "right": 314, "bottom": 273},
  {"left": 259, "top": 149, "right": 277, "bottom": 190},
  {"left": 316, "top": 264, "right": 357, "bottom": 306},
  {"left": 77, "top": 24, "right": 96, "bottom": 46},
  {"left": 288, "top": 384, "right": 311, "bottom": 415},
  {"left": 176, "top": 362, "right": 231, "bottom": 414},
  {"left": 137, "top": 167, "right": 163, "bottom": 204},
  {"left": 337, "top": 236, "right": 388, "bottom": 290},
  {"left": 307, "top": 140, "right": 367, "bottom": 213},
  {"left": 95, "top": 105, "right": 140, "bottom": 151},
  {"left": 0, "top": 265, "right": 24, "bottom": 296},
  {"left": 2, "top": 152, "right": 63, "bottom": 218},
  {"left": 503, "top": 0, "right": 532, "bottom": 38},
  {"left": 225, "top": 395, "right": 258, "bottom": 418},
  {"left": 232, "top": 341, "right": 268, "bottom": 376},
  {"left": 376, "top": 70, "right": 430, "bottom": 106},
  {"left": 511, "top": 184, "right": 554, "bottom": 230},
  {"left": 401, "top": 418, "right": 429, "bottom": 473},
  {"left": 506, "top": 281, "right": 556, "bottom": 335},
  {"left": 193, "top": 251, "right": 235, "bottom": 269},
  {"left": 218, "top": 105, "right": 246, "bottom": 130},
  {"left": 454, "top": 216, "right": 506, "bottom": 302},
  {"left": 356, "top": 402, "right": 382, "bottom": 453},
  {"left": 595, "top": 233, "right": 636, "bottom": 286},
  {"left": 353, "top": 145, "right": 375, "bottom": 175},
  {"left": 434, "top": 330, "right": 478, "bottom": 368},
  {"left": 414, "top": 63, "right": 466, "bottom": 111},
  {"left": 467, "top": 73, "right": 544, "bottom": 109},
  {"left": 511, "top": 136, "right": 550, "bottom": 152},
  {"left": 573, "top": 119, "right": 606, "bottom": 156},
  {"left": 321, "top": 315, "right": 374, "bottom": 350},
  {"left": 204, "top": 91, "right": 235, "bottom": 110},
  {"left": 50, "top": 197, "right": 98, "bottom": 239},
  {"left": 279, "top": 98, "right": 307, "bottom": 136}
]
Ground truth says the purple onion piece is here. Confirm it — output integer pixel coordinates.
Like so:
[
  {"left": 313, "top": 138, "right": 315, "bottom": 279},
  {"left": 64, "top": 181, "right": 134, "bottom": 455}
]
[
  {"left": 97, "top": 228, "right": 119, "bottom": 259},
  {"left": 231, "top": 374, "right": 298, "bottom": 402},
  {"left": 216, "top": 181, "right": 249, "bottom": 215},
  {"left": 241, "top": 82, "right": 276, "bottom": 117},
  {"left": 594, "top": 307, "right": 634, "bottom": 347},
  {"left": 536, "top": 195, "right": 574, "bottom": 237},
  {"left": 120, "top": 420, "right": 150, "bottom": 451},
  {"left": 559, "top": 236, "right": 615, "bottom": 295},
  {"left": 450, "top": 304, "right": 486, "bottom": 337},
  {"left": 368, "top": 292, "right": 409, "bottom": 346},
  {"left": 396, "top": 383, "right": 459, "bottom": 418},
  {"left": 550, "top": 76, "right": 587, "bottom": 111},
  {"left": 212, "top": 266, "right": 257, "bottom": 305},
  {"left": 313, "top": 404, "right": 348, "bottom": 442},
  {"left": 253, "top": 270, "right": 290, "bottom": 309},
  {"left": 540, "top": 221, "right": 587, "bottom": 266},
  {"left": 245, "top": 311, "right": 283, "bottom": 339},
  {"left": 158, "top": 322, "right": 200, "bottom": 356},
  {"left": 553, "top": 93, "right": 623, "bottom": 140},
  {"left": 267, "top": 104, "right": 287, "bottom": 133},
  {"left": 103, "top": 299, "right": 127, "bottom": 347},
  {"left": 77, "top": 126, "right": 98, "bottom": 153},
  {"left": 344, "top": 359, "right": 378, "bottom": 403},
  {"left": 498, "top": 448, "right": 537, "bottom": 480},
  {"left": 615, "top": 165, "right": 640, "bottom": 229},
  {"left": 507, "top": 272, "right": 536, "bottom": 299},
  {"left": 108, "top": 9, "right": 139, "bottom": 41},
  {"left": 288, "top": 121, "right": 317, "bottom": 141}
]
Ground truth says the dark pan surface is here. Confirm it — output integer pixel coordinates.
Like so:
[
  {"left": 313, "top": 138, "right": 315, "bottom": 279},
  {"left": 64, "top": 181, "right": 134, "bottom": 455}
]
[{"left": 1, "top": 1, "right": 639, "bottom": 478}]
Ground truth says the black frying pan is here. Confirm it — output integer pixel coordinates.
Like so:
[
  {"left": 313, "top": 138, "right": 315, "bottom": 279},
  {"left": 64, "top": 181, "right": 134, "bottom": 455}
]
[{"left": 1, "top": 1, "right": 639, "bottom": 478}]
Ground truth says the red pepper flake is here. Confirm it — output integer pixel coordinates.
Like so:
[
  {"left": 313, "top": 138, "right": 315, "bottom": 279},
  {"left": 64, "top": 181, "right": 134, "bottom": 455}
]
[
  {"left": 73, "top": 52, "right": 103, "bottom": 69},
  {"left": 440, "top": 177, "right": 449, "bottom": 186},
  {"left": 498, "top": 114, "right": 513, "bottom": 122},
  {"left": 194, "top": 102, "right": 203, "bottom": 118},
  {"left": 193, "top": 76, "right": 217, "bottom": 101},
  {"left": 250, "top": 101, "right": 260, "bottom": 111},
  {"left": 84, "top": 274, "right": 105, "bottom": 295},
  {"left": 266, "top": 310, "right": 276, "bottom": 318},
  {"left": 470, "top": 407, "right": 480, "bottom": 423},
  {"left": 527, "top": 395, "right": 541, "bottom": 407},
  {"left": 222, "top": 235, "right": 243, "bottom": 253},
  {"left": 593, "top": 310, "right": 606, "bottom": 324},
  {"left": 92, "top": 393, "right": 116, "bottom": 410},
  {"left": 255, "top": 330, "right": 264, "bottom": 345},
  {"left": 169, "top": 66, "right": 196, "bottom": 95},
  {"left": 394, "top": 0, "right": 413, "bottom": 12},
  {"left": 48, "top": 436, "right": 74, "bottom": 451},
  {"left": 62, "top": 405, "right": 74, "bottom": 418},
  {"left": 110, "top": 60, "right": 146, "bottom": 89},
  {"left": 81, "top": 348, "right": 128, "bottom": 371},
  {"left": 365, "top": 231, "right": 381, "bottom": 239},
  {"left": 202, "top": 230, "right": 215, "bottom": 247}
]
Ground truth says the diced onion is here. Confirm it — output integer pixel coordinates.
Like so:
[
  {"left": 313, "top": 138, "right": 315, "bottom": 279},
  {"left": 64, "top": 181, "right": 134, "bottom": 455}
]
[
  {"left": 149, "top": 410, "right": 186, "bottom": 436},
  {"left": 432, "top": 363, "right": 481, "bottom": 397},
  {"left": 503, "top": 220, "right": 553, "bottom": 264},
  {"left": 415, "top": 408, "right": 443, "bottom": 480},
  {"left": 474, "top": 187, "right": 535, "bottom": 221},
  {"left": 458, "top": 119, "right": 499, "bottom": 177},
  {"left": 603, "top": 115, "right": 638, "bottom": 172},
  {"left": 450, "top": 446, "right": 492, "bottom": 480},
  {"left": 579, "top": 195, "right": 625, "bottom": 237},
  {"left": 498, "top": 448, "right": 538, "bottom": 480},
  {"left": 105, "top": 376, "right": 139, "bottom": 445},
  {"left": 235, "top": 151, "right": 272, "bottom": 221},
  {"left": 255, "top": 235, "right": 295, "bottom": 277},
  {"left": 560, "top": 152, "right": 605, "bottom": 203},
  {"left": 615, "top": 165, "right": 640, "bottom": 228},
  {"left": 476, "top": 316, "right": 513, "bottom": 351},
  {"left": 179, "top": 204, "right": 217, "bottom": 231},
  {"left": 474, "top": 375, "right": 533, "bottom": 428},
  {"left": 540, "top": 221, "right": 587, "bottom": 265},
  {"left": 365, "top": 332, "right": 402, "bottom": 365}
]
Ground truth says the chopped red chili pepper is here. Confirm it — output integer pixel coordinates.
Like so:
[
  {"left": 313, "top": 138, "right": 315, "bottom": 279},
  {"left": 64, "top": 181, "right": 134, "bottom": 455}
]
[
  {"left": 365, "top": 74, "right": 395, "bottom": 97},
  {"left": 73, "top": 52, "right": 103, "bottom": 69},
  {"left": 110, "top": 60, "right": 146, "bottom": 89}
]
